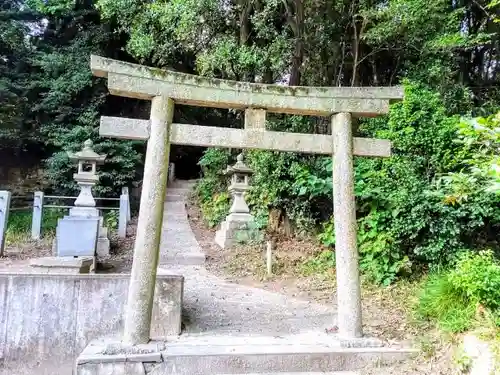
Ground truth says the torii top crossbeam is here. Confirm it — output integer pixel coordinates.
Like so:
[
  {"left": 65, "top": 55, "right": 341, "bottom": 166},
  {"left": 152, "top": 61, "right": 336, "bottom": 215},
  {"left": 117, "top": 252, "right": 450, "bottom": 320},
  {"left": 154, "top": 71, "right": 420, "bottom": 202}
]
[{"left": 91, "top": 55, "right": 403, "bottom": 117}]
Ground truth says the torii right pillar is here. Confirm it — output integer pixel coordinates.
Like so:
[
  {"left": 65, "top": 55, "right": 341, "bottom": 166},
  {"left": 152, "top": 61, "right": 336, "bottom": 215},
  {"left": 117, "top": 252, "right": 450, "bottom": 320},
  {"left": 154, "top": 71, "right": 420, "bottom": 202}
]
[{"left": 332, "top": 112, "right": 362, "bottom": 338}]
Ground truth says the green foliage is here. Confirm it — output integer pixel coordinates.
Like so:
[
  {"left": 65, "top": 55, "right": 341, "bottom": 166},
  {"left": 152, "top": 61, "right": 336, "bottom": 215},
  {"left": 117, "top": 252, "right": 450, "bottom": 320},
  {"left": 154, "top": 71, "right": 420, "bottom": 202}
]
[
  {"left": 1, "top": 1, "right": 143, "bottom": 196},
  {"left": 439, "top": 113, "right": 500, "bottom": 198},
  {"left": 358, "top": 211, "right": 412, "bottom": 286},
  {"left": 416, "top": 251, "right": 500, "bottom": 333},
  {"left": 195, "top": 148, "right": 232, "bottom": 203},
  {"left": 6, "top": 208, "right": 65, "bottom": 243},
  {"left": 356, "top": 83, "right": 500, "bottom": 272},
  {"left": 3, "top": 0, "right": 499, "bottom": 292},
  {"left": 317, "top": 218, "right": 335, "bottom": 247},
  {"left": 200, "top": 192, "right": 230, "bottom": 228},
  {"left": 104, "top": 210, "right": 119, "bottom": 231},
  {"left": 448, "top": 250, "right": 500, "bottom": 310},
  {"left": 416, "top": 273, "right": 476, "bottom": 333}
]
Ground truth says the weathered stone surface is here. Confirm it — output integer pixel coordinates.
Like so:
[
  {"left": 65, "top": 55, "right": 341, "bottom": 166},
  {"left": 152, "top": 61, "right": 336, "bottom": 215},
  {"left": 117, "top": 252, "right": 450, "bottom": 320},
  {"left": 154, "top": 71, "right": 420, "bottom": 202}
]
[
  {"left": 99, "top": 117, "right": 392, "bottom": 157},
  {"left": 0, "top": 272, "right": 183, "bottom": 365},
  {"left": 91, "top": 55, "right": 403, "bottom": 116},
  {"left": 74, "top": 333, "right": 415, "bottom": 375},
  {"left": 462, "top": 334, "right": 496, "bottom": 375},
  {"left": 123, "top": 96, "right": 174, "bottom": 345},
  {"left": 31, "top": 191, "right": 44, "bottom": 240},
  {"left": 78, "top": 363, "right": 146, "bottom": 375},
  {"left": 244, "top": 108, "right": 266, "bottom": 131},
  {"left": 99, "top": 116, "right": 150, "bottom": 140},
  {"left": 56, "top": 217, "right": 100, "bottom": 257},
  {"left": 30, "top": 256, "right": 94, "bottom": 274},
  {"left": 332, "top": 113, "right": 362, "bottom": 338},
  {"left": 215, "top": 214, "right": 255, "bottom": 249},
  {"left": 0, "top": 190, "right": 11, "bottom": 256}
]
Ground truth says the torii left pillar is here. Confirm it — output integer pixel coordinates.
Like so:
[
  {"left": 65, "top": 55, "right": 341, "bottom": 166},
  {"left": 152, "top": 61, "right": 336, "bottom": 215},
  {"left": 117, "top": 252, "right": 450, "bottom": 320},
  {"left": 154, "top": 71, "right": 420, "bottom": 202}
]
[{"left": 123, "top": 96, "right": 174, "bottom": 345}]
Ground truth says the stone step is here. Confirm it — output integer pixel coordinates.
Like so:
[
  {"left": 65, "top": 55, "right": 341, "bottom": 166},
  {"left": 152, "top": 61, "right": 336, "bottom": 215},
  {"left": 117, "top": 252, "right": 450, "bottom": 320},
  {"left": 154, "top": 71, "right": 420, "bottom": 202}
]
[
  {"left": 165, "top": 194, "right": 186, "bottom": 202},
  {"left": 155, "top": 335, "right": 414, "bottom": 374},
  {"left": 160, "top": 253, "right": 206, "bottom": 266},
  {"left": 76, "top": 333, "right": 416, "bottom": 375},
  {"left": 167, "top": 187, "right": 192, "bottom": 194}
]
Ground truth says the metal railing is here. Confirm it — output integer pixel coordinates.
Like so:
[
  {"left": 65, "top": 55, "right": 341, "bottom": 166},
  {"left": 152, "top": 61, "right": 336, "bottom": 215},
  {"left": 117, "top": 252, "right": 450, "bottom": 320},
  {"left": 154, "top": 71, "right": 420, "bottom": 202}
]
[{"left": 0, "top": 188, "right": 131, "bottom": 255}]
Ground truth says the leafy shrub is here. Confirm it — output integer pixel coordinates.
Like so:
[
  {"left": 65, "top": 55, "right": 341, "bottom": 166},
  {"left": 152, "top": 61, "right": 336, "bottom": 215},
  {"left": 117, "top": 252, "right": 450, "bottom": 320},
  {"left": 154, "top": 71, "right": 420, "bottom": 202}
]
[
  {"left": 196, "top": 148, "right": 232, "bottom": 203},
  {"left": 104, "top": 210, "right": 119, "bottom": 231},
  {"left": 200, "top": 192, "right": 230, "bottom": 228},
  {"left": 416, "top": 251, "right": 500, "bottom": 333},
  {"left": 194, "top": 82, "right": 500, "bottom": 285},
  {"left": 194, "top": 148, "right": 233, "bottom": 227},
  {"left": 317, "top": 218, "right": 335, "bottom": 247},
  {"left": 356, "top": 83, "right": 500, "bottom": 273},
  {"left": 448, "top": 250, "right": 500, "bottom": 310},
  {"left": 358, "top": 211, "right": 412, "bottom": 286}
]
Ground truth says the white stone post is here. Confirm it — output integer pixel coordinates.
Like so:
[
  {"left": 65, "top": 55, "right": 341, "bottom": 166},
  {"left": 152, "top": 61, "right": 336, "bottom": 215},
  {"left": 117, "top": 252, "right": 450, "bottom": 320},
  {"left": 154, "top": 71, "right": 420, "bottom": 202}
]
[
  {"left": 118, "top": 192, "right": 128, "bottom": 239},
  {"left": 31, "top": 191, "right": 44, "bottom": 240},
  {"left": 121, "top": 187, "right": 131, "bottom": 222},
  {"left": 0, "top": 191, "right": 11, "bottom": 257},
  {"left": 123, "top": 96, "right": 173, "bottom": 345},
  {"left": 332, "top": 112, "right": 363, "bottom": 338}
]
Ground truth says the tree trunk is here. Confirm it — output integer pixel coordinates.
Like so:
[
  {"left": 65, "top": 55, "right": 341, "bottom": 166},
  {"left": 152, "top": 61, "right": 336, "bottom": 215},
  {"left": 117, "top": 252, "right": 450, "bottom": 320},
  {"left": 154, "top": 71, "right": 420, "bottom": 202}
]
[{"left": 285, "top": 0, "right": 304, "bottom": 86}]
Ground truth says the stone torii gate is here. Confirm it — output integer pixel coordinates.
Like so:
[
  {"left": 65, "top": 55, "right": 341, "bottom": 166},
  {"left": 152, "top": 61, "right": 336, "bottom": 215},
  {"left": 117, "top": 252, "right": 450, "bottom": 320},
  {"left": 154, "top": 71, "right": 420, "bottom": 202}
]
[{"left": 91, "top": 55, "right": 403, "bottom": 345}]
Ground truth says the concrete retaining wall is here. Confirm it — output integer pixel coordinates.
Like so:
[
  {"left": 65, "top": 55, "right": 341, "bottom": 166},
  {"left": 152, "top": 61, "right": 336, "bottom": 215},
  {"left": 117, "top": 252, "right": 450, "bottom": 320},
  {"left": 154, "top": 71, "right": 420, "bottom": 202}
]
[{"left": 0, "top": 270, "right": 183, "bottom": 364}]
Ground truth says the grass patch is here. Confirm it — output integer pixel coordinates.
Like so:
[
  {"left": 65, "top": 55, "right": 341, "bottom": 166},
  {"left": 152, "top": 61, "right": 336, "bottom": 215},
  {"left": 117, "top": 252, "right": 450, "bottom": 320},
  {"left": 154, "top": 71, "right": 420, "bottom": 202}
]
[
  {"left": 6, "top": 208, "right": 66, "bottom": 244},
  {"left": 415, "top": 273, "right": 476, "bottom": 333}
]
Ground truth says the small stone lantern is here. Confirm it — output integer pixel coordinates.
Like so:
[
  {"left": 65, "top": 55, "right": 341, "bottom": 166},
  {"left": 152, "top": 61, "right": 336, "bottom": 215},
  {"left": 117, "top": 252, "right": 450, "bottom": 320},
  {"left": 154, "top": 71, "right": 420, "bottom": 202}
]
[
  {"left": 215, "top": 153, "right": 255, "bottom": 249},
  {"left": 67, "top": 139, "right": 106, "bottom": 211},
  {"left": 226, "top": 154, "right": 253, "bottom": 216}
]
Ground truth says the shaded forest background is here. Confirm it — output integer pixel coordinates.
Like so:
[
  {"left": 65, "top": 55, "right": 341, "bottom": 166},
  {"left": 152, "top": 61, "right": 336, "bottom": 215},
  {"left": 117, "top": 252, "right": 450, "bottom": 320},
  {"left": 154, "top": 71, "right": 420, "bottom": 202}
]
[{"left": 1, "top": 0, "right": 499, "bottom": 286}]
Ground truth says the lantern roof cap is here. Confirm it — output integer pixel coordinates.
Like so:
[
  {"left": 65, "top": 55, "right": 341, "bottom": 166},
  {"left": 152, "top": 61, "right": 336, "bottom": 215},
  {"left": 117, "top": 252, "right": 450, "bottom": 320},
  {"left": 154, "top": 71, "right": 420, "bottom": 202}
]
[
  {"left": 225, "top": 153, "right": 253, "bottom": 175},
  {"left": 68, "top": 139, "right": 106, "bottom": 163}
]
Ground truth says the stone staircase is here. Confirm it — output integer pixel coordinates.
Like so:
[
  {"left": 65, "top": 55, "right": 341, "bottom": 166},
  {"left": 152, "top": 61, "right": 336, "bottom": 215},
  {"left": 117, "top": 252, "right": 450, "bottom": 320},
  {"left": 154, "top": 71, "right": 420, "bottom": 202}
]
[{"left": 160, "top": 180, "right": 206, "bottom": 265}]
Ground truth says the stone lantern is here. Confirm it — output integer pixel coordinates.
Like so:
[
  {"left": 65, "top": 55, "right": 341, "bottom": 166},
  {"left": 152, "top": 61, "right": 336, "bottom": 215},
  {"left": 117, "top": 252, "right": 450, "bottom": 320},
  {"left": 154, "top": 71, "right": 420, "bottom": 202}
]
[
  {"left": 226, "top": 153, "right": 253, "bottom": 218},
  {"left": 215, "top": 153, "right": 255, "bottom": 249},
  {"left": 47, "top": 139, "right": 110, "bottom": 269},
  {"left": 67, "top": 139, "right": 106, "bottom": 215}
]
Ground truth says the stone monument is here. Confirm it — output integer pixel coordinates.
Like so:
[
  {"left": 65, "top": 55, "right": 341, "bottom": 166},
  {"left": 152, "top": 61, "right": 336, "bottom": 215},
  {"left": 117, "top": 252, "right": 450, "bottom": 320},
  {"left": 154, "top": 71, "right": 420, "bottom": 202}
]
[
  {"left": 215, "top": 153, "right": 255, "bottom": 248},
  {"left": 35, "top": 140, "right": 110, "bottom": 274}
]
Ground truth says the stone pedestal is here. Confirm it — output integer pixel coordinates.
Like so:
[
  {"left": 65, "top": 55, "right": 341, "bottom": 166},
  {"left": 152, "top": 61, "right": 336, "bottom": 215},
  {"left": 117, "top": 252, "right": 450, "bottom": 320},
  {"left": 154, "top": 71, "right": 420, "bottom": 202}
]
[
  {"left": 215, "top": 213, "right": 254, "bottom": 249},
  {"left": 74, "top": 334, "right": 415, "bottom": 375},
  {"left": 30, "top": 256, "right": 94, "bottom": 274}
]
